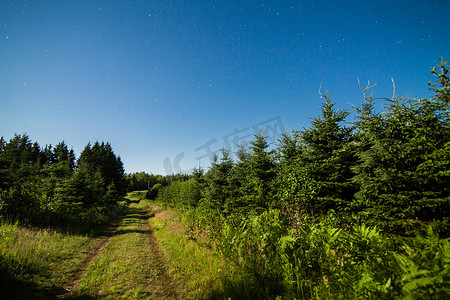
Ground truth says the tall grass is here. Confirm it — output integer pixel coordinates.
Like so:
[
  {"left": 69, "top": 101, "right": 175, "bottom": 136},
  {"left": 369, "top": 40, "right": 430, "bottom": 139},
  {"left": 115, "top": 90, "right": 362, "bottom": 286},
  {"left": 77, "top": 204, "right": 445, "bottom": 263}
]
[
  {"left": 0, "top": 221, "right": 90, "bottom": 298},
  {"left": 149, "top": 203, "right": 240, "bottom": 299},
  {"left": 152, "top": 203, "right": 450, "bottom": 299}
]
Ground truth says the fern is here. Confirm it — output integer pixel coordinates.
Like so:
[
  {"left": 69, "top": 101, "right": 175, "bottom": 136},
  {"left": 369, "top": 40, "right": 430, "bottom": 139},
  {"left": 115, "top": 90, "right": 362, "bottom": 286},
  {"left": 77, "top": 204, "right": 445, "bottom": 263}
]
[{"left": 393, "top": 228, "right": 450, "bottom": 299}]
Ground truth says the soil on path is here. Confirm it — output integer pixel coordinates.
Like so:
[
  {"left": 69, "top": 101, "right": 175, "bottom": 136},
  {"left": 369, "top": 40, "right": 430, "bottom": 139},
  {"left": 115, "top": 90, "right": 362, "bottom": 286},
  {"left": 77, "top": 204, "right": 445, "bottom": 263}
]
[
  {"left": 57, "top": 222, "right": 121, "bottom": 297},
  {"left": 58, "top": 200, "right": 179, "bottom": 299}
]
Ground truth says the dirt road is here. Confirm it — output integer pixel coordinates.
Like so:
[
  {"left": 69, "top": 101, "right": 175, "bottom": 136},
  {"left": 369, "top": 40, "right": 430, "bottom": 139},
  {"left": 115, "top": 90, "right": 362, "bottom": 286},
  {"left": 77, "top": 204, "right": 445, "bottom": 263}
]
[{"left": 60, "top": 200, "right": 179, "bottom": 299}]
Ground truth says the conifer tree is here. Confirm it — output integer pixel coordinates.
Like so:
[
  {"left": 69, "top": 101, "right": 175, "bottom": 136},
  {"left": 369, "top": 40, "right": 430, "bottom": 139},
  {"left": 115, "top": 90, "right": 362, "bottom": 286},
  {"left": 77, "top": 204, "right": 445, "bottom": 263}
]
[
  {"left": 277, "top": 131, "right": 303, "bottom": 165},
  {"left": 351, "top": 80, "right": 383, "bottom": 211},
  {"left": 204, "top": 149, "right": 233, "bottom": 211},
  {"left": 245, "top": 131, "right": 276, "bottom": 209},
  {"left": 275, "top": 131, "right": 304, "bottom": 208},
  {"left": 192, "top": 165, "right": 205, "bottom": 184},
  {"left": 0, "top": 137, "right": 5, "bottom": 153},
  {"left": 278, "top": 92, "right": 356, "bottom": 213},
  {"left": 353, "top": 60, "right": 450, "bottom": 234},
  {"left": 226, "top": 144, "right": 250, "bottom": 211},
  {"left": 77, "top": 142, "right": 127, "bottom": 198},
  {"left": 0, "top": 134, "right": 39, "bottom": 188},
  {"left": 55, "top": 165, "right": 105, "bottom": 207}
]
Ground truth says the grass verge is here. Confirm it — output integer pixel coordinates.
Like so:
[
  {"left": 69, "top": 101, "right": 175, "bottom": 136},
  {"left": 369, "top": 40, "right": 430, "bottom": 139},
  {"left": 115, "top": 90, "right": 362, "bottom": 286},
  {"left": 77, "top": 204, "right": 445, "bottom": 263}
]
[
  {"left": 148, "top": 203, "right": 238, "bottom": 299},
  {"left": 0, "top": 201, "right": 125, "bottom": 299},
  {"left": 0, "top": 221, "right": 90, "bottom": 299}
]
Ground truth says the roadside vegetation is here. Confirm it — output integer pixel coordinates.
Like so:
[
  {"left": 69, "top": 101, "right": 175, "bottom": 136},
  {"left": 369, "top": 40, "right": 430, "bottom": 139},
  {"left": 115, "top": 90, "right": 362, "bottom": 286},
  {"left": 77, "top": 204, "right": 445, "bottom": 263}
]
[
  {"left": 0, "top": 221, "right": 90, "bottom": 299},
  {"left": 0, "top": 60, "right": 449, "bottom": 299},
  {"left": 152, "top": 60, "right": 450, "bottom": 299},
  {"left": 148, "top": 202, "right": 232, "bottom": 299}
]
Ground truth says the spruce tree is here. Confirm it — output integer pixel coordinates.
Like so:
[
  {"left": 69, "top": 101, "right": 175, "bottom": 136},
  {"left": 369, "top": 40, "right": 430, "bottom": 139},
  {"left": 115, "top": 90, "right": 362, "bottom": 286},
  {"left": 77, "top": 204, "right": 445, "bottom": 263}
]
[
  {"left": 226, "top": 144, "right": 250, "bottom": 211},
  {"left": 204, "top": 149, "right": 233, "bottom": 211},
  {"left": 353, "top": 60, "right": 450, "bottom": 234},
  {"left": 298, "top": 92, "right": 356, "bottom": 212},
  {"left": 351, "top": 81, "right": 383, "bottom": 211},
  {"left": 77, "top": 141, "right": 127, "bottom": 198},
  {"left": 275, "top": 131, "right": 305, "bottom": 209},
  {"left": 245, "top": 131, "right": 276, "bottom": 209},
  {"left": 0, "top": 134, "right": 39, "bottom": 188}
]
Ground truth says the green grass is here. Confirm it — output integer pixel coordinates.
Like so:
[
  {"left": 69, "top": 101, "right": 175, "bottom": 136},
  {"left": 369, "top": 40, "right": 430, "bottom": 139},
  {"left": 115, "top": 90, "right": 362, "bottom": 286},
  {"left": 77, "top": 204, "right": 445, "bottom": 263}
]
[
  {"left": 128, "top": 190, "right": 148, "bottom": 200},
  {"left": 148, "top": 203, "right": 238, "bottom": 299},
  {"left": 0, "top": 201, "right": 126, "bottom": 299},
  {"left": 73, "top": 198, "right": 178, "bottom": 299},
  {"left": 1, "top": 193, "right": 237, "bottom": 299},
  {"left": 0, "top": 221, "right": 91, "bottom": 299}
]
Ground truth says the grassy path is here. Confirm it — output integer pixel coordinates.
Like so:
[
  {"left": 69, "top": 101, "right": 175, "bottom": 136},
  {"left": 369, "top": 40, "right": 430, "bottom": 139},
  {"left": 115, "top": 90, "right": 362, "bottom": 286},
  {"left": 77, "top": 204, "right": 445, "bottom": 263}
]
[
  {"left": 64, "top": 199, "right": 179, "bottom": 299},
  {"left": 1, "top": 197, "right": 231, "bottom": 299},
  {"left": 57, "top": 214, "right": 123, "bottom": 297}
]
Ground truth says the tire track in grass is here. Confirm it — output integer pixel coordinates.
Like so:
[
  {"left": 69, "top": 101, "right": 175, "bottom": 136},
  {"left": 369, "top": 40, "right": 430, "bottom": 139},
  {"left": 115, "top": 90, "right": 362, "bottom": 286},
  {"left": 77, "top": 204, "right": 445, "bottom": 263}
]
[
  {"left": 57, "top": 214, "right": 124, "bottom": 298},
  {"left": 142, "top": 210, "right": 179, "bottom": 299},
  {"left": 65, "top": 200, "right": 179, "bottom": 299}
]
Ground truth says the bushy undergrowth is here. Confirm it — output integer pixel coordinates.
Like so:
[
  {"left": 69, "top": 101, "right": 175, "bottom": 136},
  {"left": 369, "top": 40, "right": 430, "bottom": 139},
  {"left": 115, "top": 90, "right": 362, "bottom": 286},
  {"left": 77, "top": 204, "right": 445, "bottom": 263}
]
[
  {"left": 178, "top": 207, "right": 449, "bottom": 299},
  {"left": 0, "top": 186, "right": 119, "bottom": 232},
  {"left": 151, "top": 60, "right": 450, "bottom": 298}
]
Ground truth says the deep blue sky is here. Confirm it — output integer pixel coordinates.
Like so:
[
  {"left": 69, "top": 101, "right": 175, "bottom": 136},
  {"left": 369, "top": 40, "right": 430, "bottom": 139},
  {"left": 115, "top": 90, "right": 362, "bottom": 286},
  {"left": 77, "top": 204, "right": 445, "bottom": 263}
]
[{"left": 1, "top": 0, "right": 449, "bottom": 174}]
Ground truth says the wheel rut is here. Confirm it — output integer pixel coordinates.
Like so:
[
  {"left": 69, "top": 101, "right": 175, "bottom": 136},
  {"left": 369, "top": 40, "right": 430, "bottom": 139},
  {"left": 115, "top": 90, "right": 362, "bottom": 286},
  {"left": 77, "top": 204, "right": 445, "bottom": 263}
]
[
  {"left": 58, "top": 201, "right": 179, "bottom": 299},
  {"left": 57, "top": 216, "right": 124, "bottom": 298},
  {"left": 142, "top": 209, "right": 179, "bottom": 299}
]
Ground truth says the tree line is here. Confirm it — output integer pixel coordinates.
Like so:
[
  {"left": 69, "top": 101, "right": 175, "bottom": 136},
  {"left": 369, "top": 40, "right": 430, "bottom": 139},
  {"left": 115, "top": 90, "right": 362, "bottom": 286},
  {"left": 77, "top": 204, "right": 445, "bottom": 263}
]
[
  {"left": 125, "top": 171, "right": 188, "bottom": 195},
  {"left": 158, "top": 59, "right": 450, "bottom": 236},
  {"left": 0, "top": 138, "right": 127, "bottom": 230},
  {"left": 153, "top": 59, "right": 450, "bottom": 298},
  {"left": 0, "top": 60, "right": 448, "bottom": 298}
]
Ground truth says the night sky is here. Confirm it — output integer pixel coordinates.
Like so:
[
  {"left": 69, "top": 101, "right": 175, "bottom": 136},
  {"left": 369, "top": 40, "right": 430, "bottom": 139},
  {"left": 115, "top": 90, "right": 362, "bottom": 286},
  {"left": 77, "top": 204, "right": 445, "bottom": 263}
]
[{"left": 1, "top": 0, "right": 449, "bottom": 174}]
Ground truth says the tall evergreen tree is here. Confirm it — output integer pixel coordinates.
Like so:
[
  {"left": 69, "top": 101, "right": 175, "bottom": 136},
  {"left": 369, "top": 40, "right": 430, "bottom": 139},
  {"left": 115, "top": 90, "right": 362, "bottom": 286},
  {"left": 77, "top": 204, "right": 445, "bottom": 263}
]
[
  {"left": 0, "top": 134, "right": 40, "bottom": 188},
  {"left": 353, "top": 60, "right": 450, "bottom": 234},
  {"left": 226, "top": 144, "right": 250, "bottom": 211},
  {"left": 204, "top": 149, "right": 234, "bottom": 211},
  {"left": 0, "top": 137, "right": 5, "bottom": 153},
  {"left": 279, "top": 93, "right": 356, "bottom": 213},
  {"left": 77, "top": 142, "right": 127, "bottom": 198},
  {"left": 54, "top": 165, "right": 105, "bottom": 208},
  {"left": 245, "top": 131, "right": 276, "bottom": 209},
  {"left": 351, "top": 81, "right": 383, "bottom": 211},
  {"left": 277, "top": 131, "right": 303, "bottom": 165},
  {"left": 275, "top": 131, "right": 305, "bottom": 209}
]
